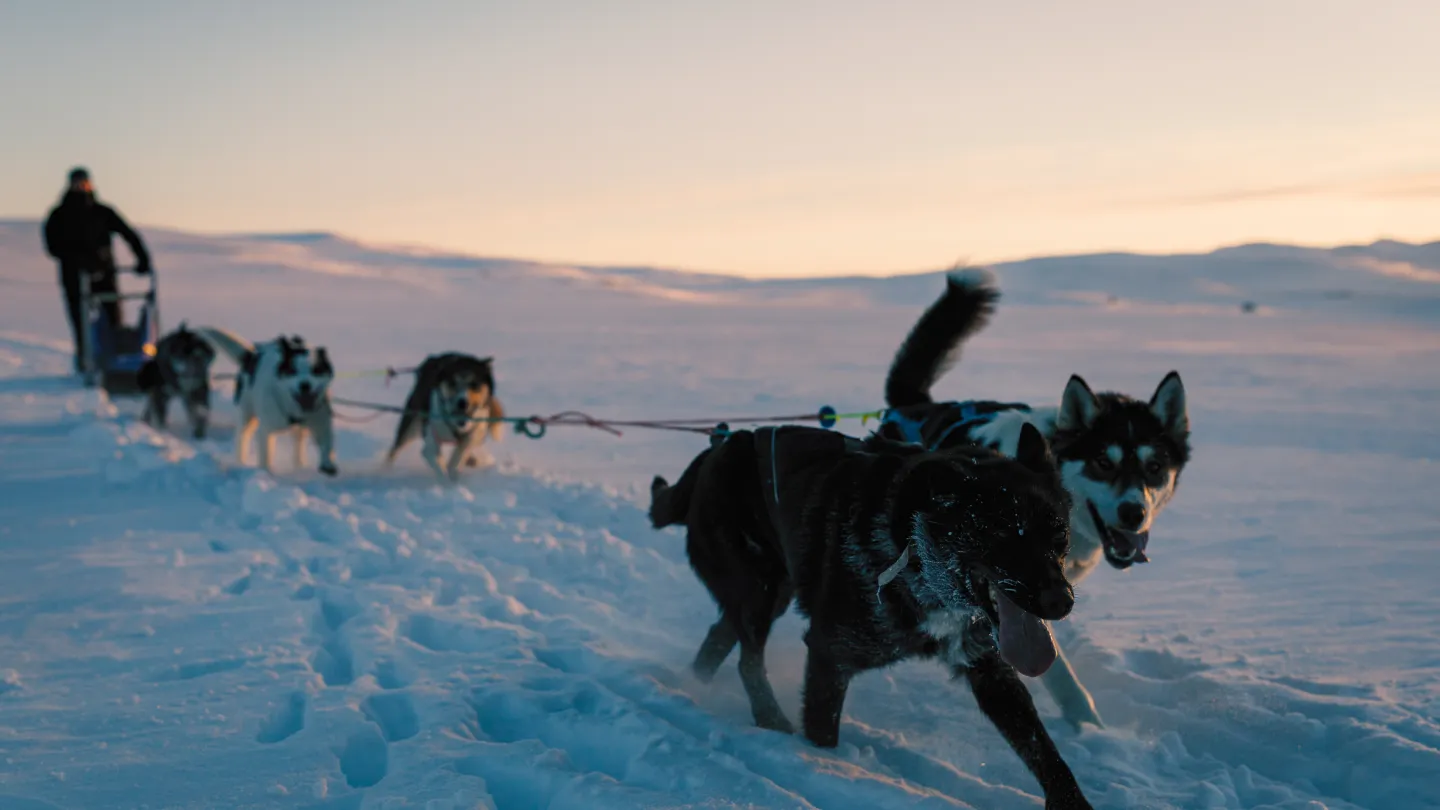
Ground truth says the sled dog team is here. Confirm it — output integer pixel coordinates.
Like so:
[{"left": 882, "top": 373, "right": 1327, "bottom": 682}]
[
  {"left": 140, "top": 326, "right": 505, "bottom": 483},
  {"left": 150, "top": 269, "right": 1187, "bottom": 808}
]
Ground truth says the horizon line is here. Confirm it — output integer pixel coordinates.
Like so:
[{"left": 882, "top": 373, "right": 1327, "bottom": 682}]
[{"left": 1, "top": 215, "right": 1436, "bottom": 282}]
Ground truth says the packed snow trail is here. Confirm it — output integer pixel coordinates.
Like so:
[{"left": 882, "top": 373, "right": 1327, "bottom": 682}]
[
  {"left": 3, "top": 226, "right": 1440, "bottom": 808},
  {"left": 1, "top": 330, "right": 1437, "bottom": 810}
]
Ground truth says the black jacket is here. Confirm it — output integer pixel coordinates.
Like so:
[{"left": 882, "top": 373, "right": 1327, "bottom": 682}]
[{"left": 43, "top": 191, "right": 151, "bottom": 273}]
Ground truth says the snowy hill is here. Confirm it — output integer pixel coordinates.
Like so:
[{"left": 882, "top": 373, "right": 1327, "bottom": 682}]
[{"left": 1, "top": 220, "right": 1438, "bottom": 809}]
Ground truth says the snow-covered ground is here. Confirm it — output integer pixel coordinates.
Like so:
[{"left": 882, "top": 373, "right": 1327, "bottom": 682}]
[{"left": 1, "top": 220, "right": 1438, "bottom": 809}]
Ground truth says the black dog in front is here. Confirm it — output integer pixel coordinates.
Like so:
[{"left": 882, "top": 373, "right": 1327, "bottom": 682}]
[
  {"left": 650, "top": 423, "right": 1091, "bottom": 809},
  {"left": 137, "top": 322, "right": 216, "bottom": 439}
]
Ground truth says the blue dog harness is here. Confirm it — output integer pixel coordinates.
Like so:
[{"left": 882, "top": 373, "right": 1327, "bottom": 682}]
[{"left": 881, "top": 400, "right": 1031, "bottom": 451}]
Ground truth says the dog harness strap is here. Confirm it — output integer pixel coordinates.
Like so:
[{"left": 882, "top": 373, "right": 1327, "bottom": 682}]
[
  {"left": 927, "top": 418, "right": 968, "bottom": 450},
  {"left": 876, "top": 542, "right": 913, "bottom": 595},
  {"left": 928, "top": 400, "right": 1034, "bottom": 451},
  {"left": 880, "top": 409, "right": 926, "bottom": 445},
  {"left": 924, "top": 401, "right": 980, "bottom": 450}
]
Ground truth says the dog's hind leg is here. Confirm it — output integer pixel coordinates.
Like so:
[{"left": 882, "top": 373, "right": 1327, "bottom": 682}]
[
  {"left": 961, "top": 655, "right": 1092, "bottom": 808},
  {"left": 385, "top": 411, "right": 420, "bottom": 468},
  {"left": 1040, "top": 639, "right": 1104, "bottom": 730},
  {"left": 735, "top": 580, "right": 796, "bottom": 735},
  {"left": 692, "top": 617, "right": 739, "bottom": 683}
]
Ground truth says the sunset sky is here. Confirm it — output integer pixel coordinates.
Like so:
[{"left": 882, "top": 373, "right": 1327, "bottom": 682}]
[{"left": 3, "top": 1, "right": 1437, "bottom": 277}]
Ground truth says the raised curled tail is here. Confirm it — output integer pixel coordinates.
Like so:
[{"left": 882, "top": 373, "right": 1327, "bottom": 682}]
[
  {"left": 649, "top": 447, "right": 712, "bottom": 529},
  {"left": 884, "top": 266, "right": 1000, "bottom": 408},
  {"left": 191, "top": 326, "right": 255, "bottom": 366}
]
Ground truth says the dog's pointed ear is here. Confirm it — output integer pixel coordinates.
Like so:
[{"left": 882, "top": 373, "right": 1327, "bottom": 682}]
[
  {"left": 478, "top": 356, "right": 494, "bottom": 365},
  {"left": 1057, "top": 374, "right": 1101, "bottom": 432},
  {"left": 314, "top": 347, "right": 332, "bottom": 376},
  {"left": 1015, "top": 422, "right": 1055, "bottom": 475},
  {"left": 178, "top": 320, "right": 188, "bottom": 333},
  {"left": 1149, "top": 371, "right": 1188, "bottom": 441}
]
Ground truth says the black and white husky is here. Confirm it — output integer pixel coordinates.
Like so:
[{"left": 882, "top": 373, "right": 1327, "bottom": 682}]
[
  {"left": 194, "top": 327, "right": 338, "bottom": 477},
  {"left": 650, "top": 424, "right": 1093, "bottom": 809},
  {"left": 137, "top": 322, "right": 216, "bottom": 439},
  {"left": 877, "top": 268, "right": 1191, "bottom": 729},
  {"left": 383, "top": 352, "right": 505, "bottom": 483}
]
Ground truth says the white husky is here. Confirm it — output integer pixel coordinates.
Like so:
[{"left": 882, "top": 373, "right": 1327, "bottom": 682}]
[{"left": 195, "top": 327, "right": 338, "bottom": 476}]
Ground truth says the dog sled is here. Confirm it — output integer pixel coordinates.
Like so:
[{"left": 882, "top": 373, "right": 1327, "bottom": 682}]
[{"left": 77, "top": 265, "right": 160, "bottom": 395}]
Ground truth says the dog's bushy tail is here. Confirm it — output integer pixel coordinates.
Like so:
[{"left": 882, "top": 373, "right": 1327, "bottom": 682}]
[
  {"left": 191, "top": 326, "right": 255, "bottom": 367},
  {"left": 649, "top": 447, "right": 712, "bottom": 529},
  {"left": 885, "top": 266, "right": 1000, "bottom": 408}
]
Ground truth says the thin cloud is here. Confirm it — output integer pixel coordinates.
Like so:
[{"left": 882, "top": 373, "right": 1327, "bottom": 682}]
[
  {"left": 1132, "top": 183, "right": 1333, "bottom": 207},
  {"left": 1117, "top": 170, "right": 1440, "bottom": 209},
  {"left": 1359, "top": 172, "right": 1440, "bottom": 200}
]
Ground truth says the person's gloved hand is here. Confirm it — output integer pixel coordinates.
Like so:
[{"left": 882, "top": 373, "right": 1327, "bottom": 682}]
[{"left": 135, "top": 260, "right": 152, "bottom": 275}]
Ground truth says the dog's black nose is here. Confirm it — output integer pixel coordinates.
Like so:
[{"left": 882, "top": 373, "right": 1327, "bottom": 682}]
[
  {"left": 1037, "top": 583, "right": 1075, "bottom": 621},
  {"left": 298, "top": 381, "right": 312, "bottom": 394},
  {"left": 1117, "top": 501, "right": 1146, "bottom": 530},
  {"left": 455, "top": 397, "right": 468, "bottom": 411}
]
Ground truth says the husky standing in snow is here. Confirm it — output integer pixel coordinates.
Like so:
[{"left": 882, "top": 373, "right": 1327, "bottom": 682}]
[
  {"left": 384, "top": 352, "right": 505, "bottom": 483},
  {"left": 877, "top": 268, "right": 1191, "bottom": 730},
  {"left": 137, "top": 322, "right": 217, "bottom": 439},
  {"left": 194, "top": 327, "right": 338, "bottom": 477}
]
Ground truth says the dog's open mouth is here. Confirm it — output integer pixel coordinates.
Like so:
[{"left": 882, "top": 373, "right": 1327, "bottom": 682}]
[
  {"left": 293, "top": 392, "right": 319, "bottom": 412},
  {"left": 1088, "top": 501, "right": 1149, "bottom": 569},
  {"left": 976, "top": 578, "right": 1058, "bottom": 678},
  {"left": 967, "top": 570, "right": 1059, "bottom": 677}
]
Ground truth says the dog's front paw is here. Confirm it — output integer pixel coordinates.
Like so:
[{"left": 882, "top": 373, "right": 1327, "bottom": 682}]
[
  {"left": 319, "top": 462, "right": 338, "bottom": 477},
  {"left": 1061, "top": 703, "right": 1104, "bottom": 732}
]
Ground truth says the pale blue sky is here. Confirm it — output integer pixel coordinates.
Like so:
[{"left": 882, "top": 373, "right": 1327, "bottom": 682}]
[{"left": 2, "top": 0, "right": 1437, "bottom": 276}]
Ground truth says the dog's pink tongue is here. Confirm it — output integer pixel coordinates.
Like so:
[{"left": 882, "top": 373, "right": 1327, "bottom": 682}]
[{"left": 995, "top": 589, "right": 1057, "bottom": 677}]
